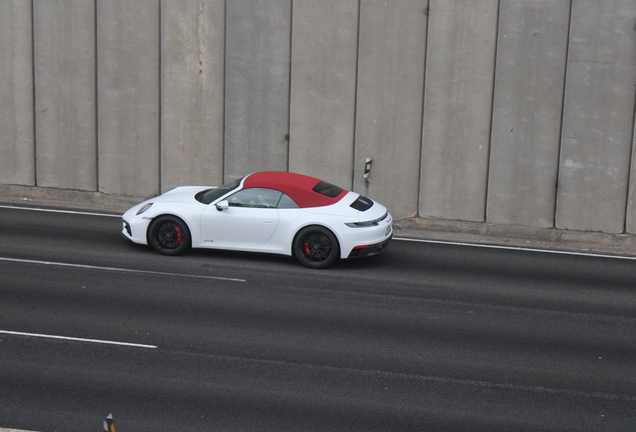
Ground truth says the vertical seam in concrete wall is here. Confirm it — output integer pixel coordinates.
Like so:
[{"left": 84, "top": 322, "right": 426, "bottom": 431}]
[
  {"left": 30, "top": 0, "right": 37, "bottom": 186},
  {"left": 416, "top": 0, "right": 431, "bottom": 217},
  {"left": 222, "top": 0, "right": 228, "bottom": 181},
  {"left": 287, "top": 0, "right": 293, "bottom": 173},
  {"left": 484, "top": 0, "right": 502, "bottom": 222},
  {"left": 351, "top": 0, "right": 362, "bottom": 190},
  {"left": 623, "top": 69, "right": 636, "bottom": 232},
  {"left": 94, "top": 0, "right": 99, "bottom": 192},
  {"left": 158, "top": 0, "right": 162, "bottom": 193},
  {"left": 554, "top": 0, "right": 574, "bottom": 229}
]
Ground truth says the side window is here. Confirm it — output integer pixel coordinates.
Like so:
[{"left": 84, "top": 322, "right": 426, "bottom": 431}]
[
  {"left": 227, "top": 188, "right": 282, "bottom": 208},
  {"left": 277, "top": 193, "right": 299, "bottom": 209}
]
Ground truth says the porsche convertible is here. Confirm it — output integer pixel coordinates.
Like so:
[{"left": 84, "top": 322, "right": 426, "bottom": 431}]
[{"left": 121, "top": 171, "right": 392, "bottom": 268}]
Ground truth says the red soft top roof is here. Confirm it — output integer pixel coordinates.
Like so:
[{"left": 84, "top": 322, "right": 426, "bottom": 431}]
[{"left": 242, "top": 171, "right": 348, "bottom": 208}]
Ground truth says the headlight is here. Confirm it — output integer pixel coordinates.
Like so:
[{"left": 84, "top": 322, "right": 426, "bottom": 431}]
[{"left": 136, "top": 203, "right": 153, "bottom": 215}]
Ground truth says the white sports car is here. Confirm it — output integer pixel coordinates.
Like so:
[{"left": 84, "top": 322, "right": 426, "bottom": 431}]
[{"left": 122, "top": 171, "right": 392, "bottom": 268}]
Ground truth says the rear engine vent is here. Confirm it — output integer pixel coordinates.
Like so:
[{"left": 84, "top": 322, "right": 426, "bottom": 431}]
[{"left": 350, "top": 196, "right": 373, "bottom": 211}]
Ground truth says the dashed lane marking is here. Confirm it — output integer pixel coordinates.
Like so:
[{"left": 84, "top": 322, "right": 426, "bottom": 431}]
[
  {"left": 0, "top": 429, "right": 42, "bottom": 432},
  {"left": 0, "top": 330, "right": 157, "bottom": 349},
  {"left": 0, "top": 204, "right": 121, "bottom": 217},
  {"left": 0, "top": 257, "right": 246, "bottom": 282}
]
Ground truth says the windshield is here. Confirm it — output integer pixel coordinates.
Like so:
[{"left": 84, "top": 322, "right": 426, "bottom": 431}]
[{"left": 195, "top": 177, "right": 244, "bottom": 205}]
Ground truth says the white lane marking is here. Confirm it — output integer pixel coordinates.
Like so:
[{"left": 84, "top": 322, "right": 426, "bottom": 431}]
[
  {"left": 0, "top": 205, "right": 121, "bottom": 218},
  {"left": 0, "top": 204, "right": 120, "bottom": 218},
  {"left": 0, "top": 330, "right": 157, "bottom": 349},
  {"left": 394, "top": 236, "right": 636, "bottom": 261},
  {"left": 0, "top": 429, "right": 41, "bottom": 432},
  {"left": 0, "top": 257, "right": 246, "bottom": 282}
]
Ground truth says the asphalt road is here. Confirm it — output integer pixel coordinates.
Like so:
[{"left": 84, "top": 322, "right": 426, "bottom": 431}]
[{"left": 0, "top": 205, "right": 635, "bottom": 431}]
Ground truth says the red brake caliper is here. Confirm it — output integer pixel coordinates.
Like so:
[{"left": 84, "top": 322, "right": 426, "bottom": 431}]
[
  {"left": 175, "top": 225, "right": 183, "bottom": 245},
  {"left": 303, "top": 241, "right": 311, "bottom": 256}
]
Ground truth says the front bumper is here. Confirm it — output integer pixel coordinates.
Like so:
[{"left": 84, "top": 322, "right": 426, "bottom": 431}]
[
  {"left": 122, "top": 219, "right": 132, "bottom": 236},
  {"left": 121, "top": 213, "right": 152, "bottom": 245}
]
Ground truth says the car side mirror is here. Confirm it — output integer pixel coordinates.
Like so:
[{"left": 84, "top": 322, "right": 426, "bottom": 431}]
[{"left": 215, "top": 200, "right": 229, "bottom": 211}]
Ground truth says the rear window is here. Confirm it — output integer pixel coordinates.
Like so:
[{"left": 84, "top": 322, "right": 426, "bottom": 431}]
[
  {"left": 350, "top": 195, "right": 373, "bottom": 211},
  {"left": 312, "top": 181, "right": 343, "bottom": 198}
]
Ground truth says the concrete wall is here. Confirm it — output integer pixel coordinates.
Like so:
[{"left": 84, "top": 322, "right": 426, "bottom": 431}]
[
  {"left": 487, "top": 0, "right": 570, "bottom": 227},
  {"left": 224, "top": 0, "right": 291, "bottom": 182},
  {"left": 556, "top": 0, "right": 636, "bottom": 233},
  {"left": 289, "top": 0, "right": 359, "bottom": 189},
  {"left": 0, "top": 0, "right": 34, "bottom": 186},
  {"left": 420, "top": 0, "right": 497, "bottom": 221},
  {"left": 161, "top": 0, "right": 225, "bottom": 190},
  {"left": 34, "top": 0, "right": 96, "bottom": 190},
  {"left": 354, "top": 0, "right": 428, "bottom": 219},
  {"left": 97, "top": 0, "right": 160, "bottom": 197},
  {"left": 2, "top": 0, "right": 636, "bottom": 236}
]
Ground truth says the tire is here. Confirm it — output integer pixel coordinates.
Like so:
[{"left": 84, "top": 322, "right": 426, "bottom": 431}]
[
  {"left": 293, "top": 226, "right": 339, "bottom": 269},
  {"left": 147, "top": 216, "right": 191, "bottom": 256}
]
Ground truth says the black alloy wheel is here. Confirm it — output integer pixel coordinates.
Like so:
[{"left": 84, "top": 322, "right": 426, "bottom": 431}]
[
  {"left": 293, "top": 226, "right": 339, "bottom": 269},
  {"left": 148, "top": 216, "right": 191, "bottom": 256}
]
